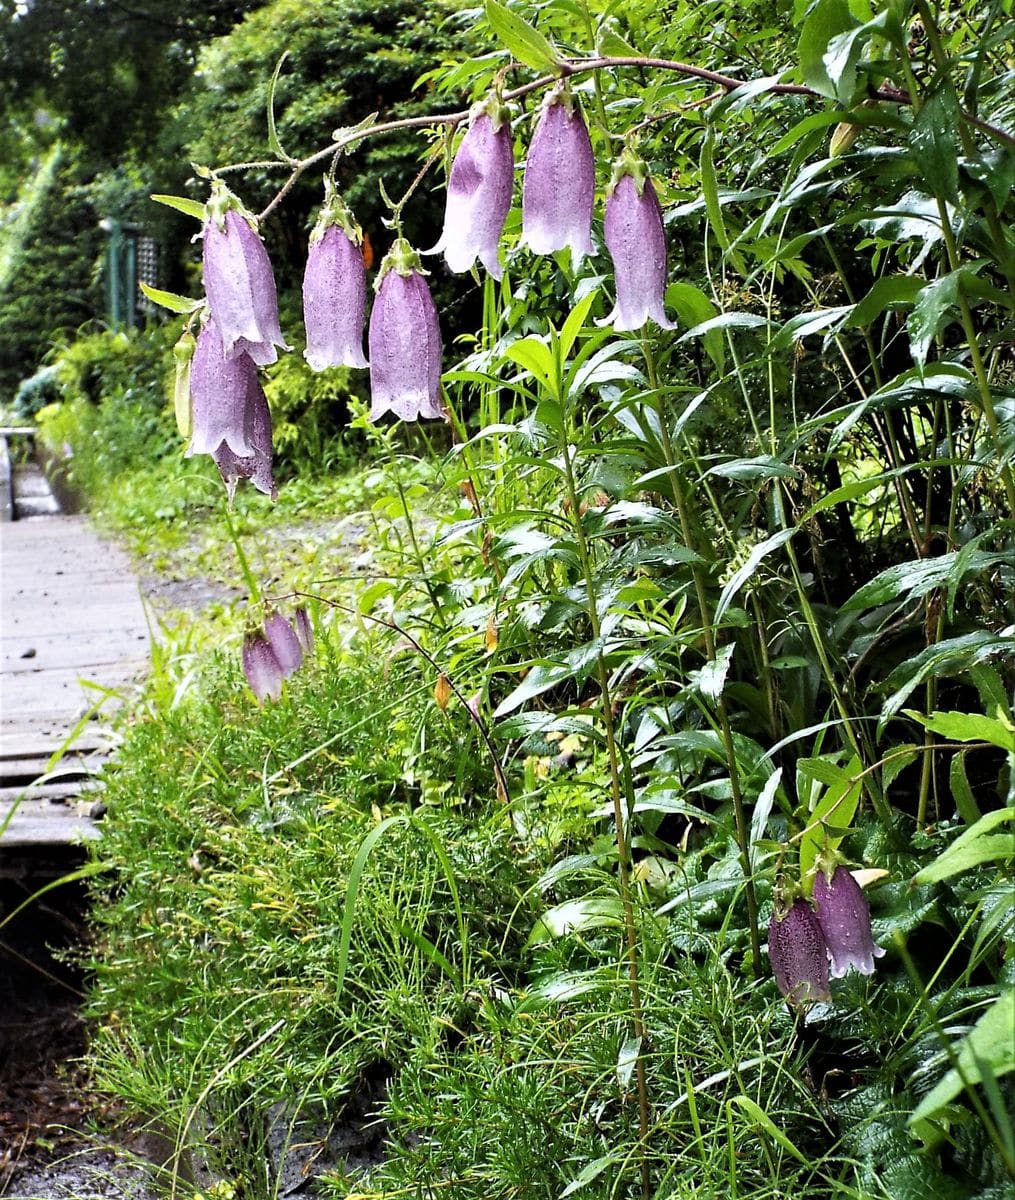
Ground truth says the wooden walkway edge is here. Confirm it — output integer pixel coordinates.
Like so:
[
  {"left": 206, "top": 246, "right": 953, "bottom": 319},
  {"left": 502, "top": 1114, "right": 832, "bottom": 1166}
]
[{"left": 1, "top": 516, "right": 150, "bottom": 848}]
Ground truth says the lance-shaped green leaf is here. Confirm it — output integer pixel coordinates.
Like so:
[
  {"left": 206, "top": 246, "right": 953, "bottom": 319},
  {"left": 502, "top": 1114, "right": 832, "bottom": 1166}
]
[
  {"left": 139, "top": 283, "right": 202, "bottom": 315},
  {"left": 485, "top": 0, "right": 560, "bottom": 72}
]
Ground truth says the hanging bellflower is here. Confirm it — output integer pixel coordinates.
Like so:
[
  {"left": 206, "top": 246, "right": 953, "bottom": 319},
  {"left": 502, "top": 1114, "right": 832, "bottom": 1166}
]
[
  {"left": 813, "top": 858, "right": 886, "bottom": 979},
  {"left": 242, "top": 631, "right": 285, "bottom": 704},
  {"left": 521, "top": 85, "right": 595, "bottom": 262},
  {"left": 603, "top": 147, "right": 676, "bottom": 332},
  {"left": 429, "top": 94, "right": 515, "bottom": 279},
  {"left": 768, "top": 895, "right": 831, "bottom": 1007},
  {"left": 202, "top": 182, "right": 290, "bottom": 366},
  {"left": 303, "top": 181, "right": 369, "bottom": 370},
  {"left": 188, "top": 317, "right": 277, "bottom": 500},
  {"left": 263, "top": 612, "right": 304, "bottom": 678},
  {"left": 368, "top": 238, "right": 444, "bottom": 422}
]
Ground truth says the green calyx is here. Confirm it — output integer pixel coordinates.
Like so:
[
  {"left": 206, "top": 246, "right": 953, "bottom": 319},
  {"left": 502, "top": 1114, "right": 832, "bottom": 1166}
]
[
  {"left": 472, "top": 89, "right": 512, "bottom": 134},
  {"left": 205, "top": 179, "right": 256, "bottom": 232},
  {"left": 311, "top": 178, "right": 363, "bottom": 247},
  {"left": 608, "top": 143, "right": 649, "bottom": 197},
  {"left": 813, "top": 845, "right": 847, "bottom": 885},
  {"left": 375, "top": 236, "right": 425, "bottom": 289}
]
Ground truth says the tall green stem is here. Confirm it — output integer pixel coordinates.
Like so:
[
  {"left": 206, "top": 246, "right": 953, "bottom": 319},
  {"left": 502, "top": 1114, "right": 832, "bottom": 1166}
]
[{"left": 558, "top": 429, "right": 652, "bottom": 1200}]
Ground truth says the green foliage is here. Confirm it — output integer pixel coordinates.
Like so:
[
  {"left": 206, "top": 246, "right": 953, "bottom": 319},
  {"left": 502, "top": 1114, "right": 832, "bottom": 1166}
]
[
  {"left": 0, "top": 144, "right": 104, "bottom": 399},
  {"left": 57, "top": 1, "right": 1015, "bottom": 1198}
]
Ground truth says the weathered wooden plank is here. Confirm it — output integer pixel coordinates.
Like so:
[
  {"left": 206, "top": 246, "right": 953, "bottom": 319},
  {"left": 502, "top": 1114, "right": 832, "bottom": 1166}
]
[
  {"left": 0, "top": 802, "right": 101, "bottom": 847},
  {"left": 1, "top": 513, "right": 149, "bottom": 846}
]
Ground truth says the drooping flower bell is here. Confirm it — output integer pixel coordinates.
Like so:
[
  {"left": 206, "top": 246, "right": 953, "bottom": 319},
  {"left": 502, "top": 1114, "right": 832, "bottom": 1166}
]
[
  {"left": 264, "top": 612, "right": 303, "bottom": 678},
  {"left": 603, "top": 147, "right": 676, "bottom": 332},
  {"left": 303, "top": 181, "right": 369, "bottom": 371},
  {"left": 521, "top": 84, "right": 595, "bottom": 262},
  {"left": 429, "top": 94, "right": 514, "bottom": 279},
  {"left": 368, "top": 238, "right": 444, "bottom": 422},
  {"left": 813, "top": 859, "right": 886, "bottom": 979},
  {"left": 188, "top": 317, "right": 276, "bottom": 500},
  {"left": 768, "top": 895, "right": 831, "bottom": 1007},
  {"left": 242, "top": 631, "right": 285, "bottom": 704},
  {"left": 293, "top": 607, "right": 314, "bottom": 655},
  {"left": 202, "top": 182, "right": 290, "bottom": 366}
]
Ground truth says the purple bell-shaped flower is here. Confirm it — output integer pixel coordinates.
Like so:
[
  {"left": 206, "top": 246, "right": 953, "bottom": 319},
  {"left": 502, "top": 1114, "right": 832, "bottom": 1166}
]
[
  {"left": 368, "top": 238, "right": 444, "bottom": 422},
  {"left": 188, "top": 317, "right": 276, "bottom": 500},
  {"left": 303, "top": 182, "right": 369, "bottom": 371},
  {"left": 521, "top": 85, "right": 594, "bottom": 262},
  {"left": 242, "top": 632, "right": 285, "bottom": 704},
  {"left": 264, "top": 612, "right": 303, "bottom": 678},
  {"left": 429, "top": 95, "right": 514, "bottom": 279},
  {"left": 813, "top": 861, "right": 886, "bottom": 979},
  {"left": 768, "top": 896, "right": 831, "bottom": 1007},
  {"left": 202, "top": 182, "right": 290, "bottom": 366},
  {"left": 603, "top": 148, "right": 675, "bottom": 332}
]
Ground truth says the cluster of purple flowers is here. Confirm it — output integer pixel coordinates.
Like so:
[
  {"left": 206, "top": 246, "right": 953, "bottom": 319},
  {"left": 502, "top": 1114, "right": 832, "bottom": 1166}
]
[
  {"left": 768, "top": 859, "right": 885, "bottom": 1008},
  {"left": 184, "top": 83, "right": 677, "bottom": 498},
  {"left": 241, "top": 607, "right": 314, "bottom": 704}
]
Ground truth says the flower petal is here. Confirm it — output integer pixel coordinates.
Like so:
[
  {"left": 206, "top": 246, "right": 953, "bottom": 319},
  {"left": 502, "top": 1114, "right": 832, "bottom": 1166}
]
[
  {"left": 521, "top": 92, "right": 594, "bottom": 261},
  {"left": 203, "top": 202, "right": 290, "bottom": 366},
  {"left": 430, "top": 112, "right": 514, "bottom": 279},
  {"left": 768, "top": 898, "right": 831, "bottom": 1007},
  {"left": 813, "top": 865, "right": 886, "bottom": 979},
  {"left": 603, "top": 173, "right": 675, "bottom": 332},
  {"left": 303, "top": 223, "right": 369, "bottom": 370},
  {"left": 187, "top": 318, "right": 257, "bottom": 459},
  {"left": 211, "top": 370, "right": 277, "bottom": 500},
  {"left": 264, "top": 613, "right": 303, "bottom": 677},
  {"left": 368, "top": 252, "right": 444, "bottom": 422},
  {"left": 242, "top": 632, "right": 283, "bottom": 703}
]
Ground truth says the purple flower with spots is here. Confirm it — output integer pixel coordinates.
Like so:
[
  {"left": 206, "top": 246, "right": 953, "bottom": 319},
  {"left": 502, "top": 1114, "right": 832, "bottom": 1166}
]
[
  {"left": 264, "top": 612, "right": 303, "bottom": 677},
  {"left": 242, "top": 632, "right": 285, "bottom": 704},
  {"left": 303, "top": 185, "right": 369, "bottom": 371},
  {"left": 521, "top": 86, "right": 594, "bottom": 262},
  {"left": 368, "top": 239, "right": 444, "bottom": 422},
  {"left": 430, "top": 97, "right": 514, "bottom": 279},
  {"left": 202, "top": 184, "right": 290, "bottom": 366},
  {"left": 813, "top": 864, "right": 886, "bottom": 979},
  {"left": 188, "top": 317, "right": 277, "bottom": 500},
  {"left": 603, "top": 150, "right": 675, "bottom": 332},
  {"left": 768, "top": 897, "right": 831, "bottom": 1007}
]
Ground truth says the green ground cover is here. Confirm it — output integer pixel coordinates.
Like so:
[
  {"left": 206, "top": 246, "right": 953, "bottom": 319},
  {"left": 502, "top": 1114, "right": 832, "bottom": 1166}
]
[{"left": 3, "top": 1, "right": 1013, "bottom": 1198}]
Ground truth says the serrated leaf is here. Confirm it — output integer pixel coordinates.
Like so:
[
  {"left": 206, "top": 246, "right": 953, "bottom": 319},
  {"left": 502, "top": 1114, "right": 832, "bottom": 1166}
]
[
  {"left": 485, "top": 0, "right": 560, "bottom": 72},
  {"left": 905, "top": 709, "right": 1015, "bottom": 752},
  {"left": 139, "top": 282, "right": 203, "bottom": 315},
  {"left": 910, "top": 990, "right": 1015, "bottom": 1124},
  {"left": 909, "top": 87, "right": 961, "bottom": 203},
  {"left": 150, "top": 193, "right": 206, "bottom": 221},
  {"left": 913, "top": 808, "right": 1015, "bottom": 884}
]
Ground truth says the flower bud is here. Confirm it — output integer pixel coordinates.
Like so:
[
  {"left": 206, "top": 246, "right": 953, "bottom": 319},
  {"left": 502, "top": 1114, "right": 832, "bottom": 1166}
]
[
  {"left": 202, "top": 183, "right": 290, "bottom": 366},
  {"left": 521, "top": 86, "right": 594, "bottom": 262},
  {"left": 829, "top": 121, "right": 859, "bottom": 158},
  {"left": 293, "top": 607, "right": 314, "bottom": 656},
  {"left": 429, "top": 96, "right": 514, "bottom": 279},
  {"left": 602, "top": 148, "right": 675, "bottom": 332},
  {"left": 303, "top": 184, "right": 368, "bottom": 370},
  {"left": 368, "top": 239, "right": 444, "bottom": 422},
  {"left": 813, "top": 862, "right": 886, "bottom": 979},
  {"left": 242, "top": 632, "right": 284, "bottom": 704},
  {"left": 768, "top": 897, "right": 831, "bottom": 1007},
  {"left": 172, "top": 330, "right": 196, "bottom": 438}
]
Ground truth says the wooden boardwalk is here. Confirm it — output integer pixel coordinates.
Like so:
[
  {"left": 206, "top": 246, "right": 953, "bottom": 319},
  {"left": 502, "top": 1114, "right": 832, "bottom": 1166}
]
[{"left": 1, "top": 516, "right": 149, "bottom": 847}]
